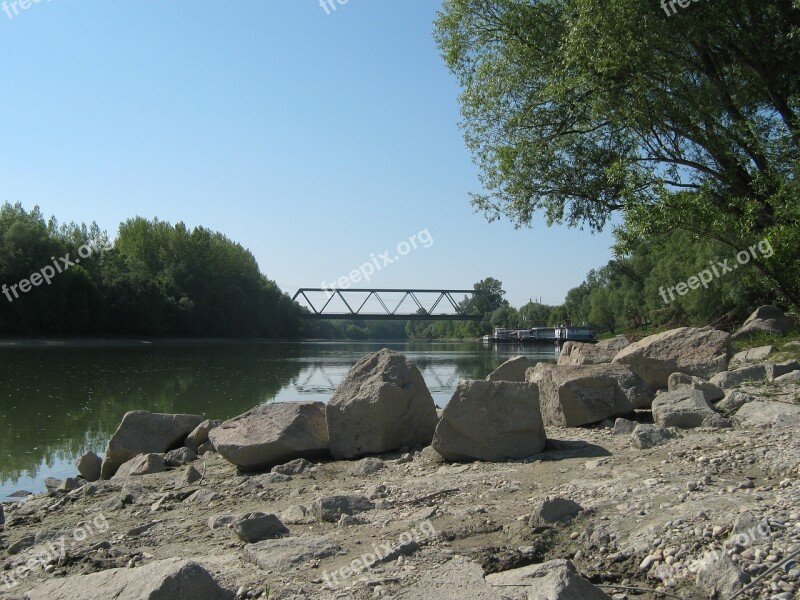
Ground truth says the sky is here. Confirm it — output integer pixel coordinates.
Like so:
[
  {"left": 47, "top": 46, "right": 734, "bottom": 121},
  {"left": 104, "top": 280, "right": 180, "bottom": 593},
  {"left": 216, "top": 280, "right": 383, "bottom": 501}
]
[{"left": 0, "top": 0, "right": 617, "bottom": 308}]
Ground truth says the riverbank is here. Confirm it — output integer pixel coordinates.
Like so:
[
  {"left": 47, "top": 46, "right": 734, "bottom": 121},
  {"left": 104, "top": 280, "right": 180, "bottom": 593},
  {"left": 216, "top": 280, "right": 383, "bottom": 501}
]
[{"left": 2, "top": 316, "right": 799, "bottom": 599}]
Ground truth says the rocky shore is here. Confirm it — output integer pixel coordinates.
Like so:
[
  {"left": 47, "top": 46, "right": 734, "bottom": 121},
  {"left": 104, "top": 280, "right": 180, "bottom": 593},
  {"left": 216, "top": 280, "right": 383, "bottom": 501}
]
[{"left": 1, "top": 307, "right": 799, "bottom": 600}]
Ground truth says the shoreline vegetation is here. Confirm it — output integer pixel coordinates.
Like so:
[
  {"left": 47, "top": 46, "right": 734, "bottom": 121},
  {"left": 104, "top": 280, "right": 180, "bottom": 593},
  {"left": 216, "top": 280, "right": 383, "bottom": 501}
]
[{"left": 3, "top": 203, "right": 796, "bottom": 345}]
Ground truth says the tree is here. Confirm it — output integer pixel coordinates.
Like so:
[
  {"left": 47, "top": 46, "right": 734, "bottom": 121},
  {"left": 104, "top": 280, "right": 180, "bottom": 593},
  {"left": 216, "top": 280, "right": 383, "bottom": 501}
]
[{"left": 435, "top": 0, "right": 800, "bottom": 306}]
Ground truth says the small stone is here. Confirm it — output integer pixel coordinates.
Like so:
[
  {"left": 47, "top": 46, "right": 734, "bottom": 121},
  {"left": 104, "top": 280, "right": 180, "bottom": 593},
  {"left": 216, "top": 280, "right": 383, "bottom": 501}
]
[
  {"left": 232, "top": 512, "right": 289, "bottom": 543},
  {"left": 350, "top": 457, "right": 385, "bottom": 476}
]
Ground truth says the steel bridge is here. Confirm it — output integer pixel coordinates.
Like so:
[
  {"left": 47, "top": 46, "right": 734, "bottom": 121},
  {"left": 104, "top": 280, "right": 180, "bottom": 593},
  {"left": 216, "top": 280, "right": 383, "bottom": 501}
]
[{"left": 291, "top": 288, "right": 487, "bottom": 321}]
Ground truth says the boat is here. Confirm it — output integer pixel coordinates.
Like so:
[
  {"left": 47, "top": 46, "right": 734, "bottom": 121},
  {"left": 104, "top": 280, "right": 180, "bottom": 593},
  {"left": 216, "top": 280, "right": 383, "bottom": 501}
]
[{"left": 482, "top": 324, "right": 595, "bottom": 344}]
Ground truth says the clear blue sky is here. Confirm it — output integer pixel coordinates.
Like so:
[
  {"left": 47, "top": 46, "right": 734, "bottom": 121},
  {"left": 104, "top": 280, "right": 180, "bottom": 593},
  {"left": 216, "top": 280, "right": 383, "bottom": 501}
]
[{"left": 0, "top": 0, "right": 616, "bottom": 307}]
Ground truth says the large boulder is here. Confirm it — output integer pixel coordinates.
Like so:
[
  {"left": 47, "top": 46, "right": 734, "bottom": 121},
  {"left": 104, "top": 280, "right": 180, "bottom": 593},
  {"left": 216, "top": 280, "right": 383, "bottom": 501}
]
[
  {"left": 651, "top": 389, "right": 729, "bottom": 429},
  {"left": 486, "top": 355, "right": 531, "bottom": 382},
  {"left": 484, "top": 559, "right": 611, "bottom": 600},
  {"left": 733, "top": 305, "right": 796, "bottom": 339},
  {"left": 558, "top": 336, "right": 631, "bottom": 366},
  {"left": 101, "top": 411, "right": 204, "bottom": 479},
  {"left": 612, "top": 327, "right": 731, "bottom": 389},
  {"left": 431, "top": 380, "right": 546, "bottom": 461},
  {"left": 531, "top": 363, "right": 653, "bottom": 427},
  {"left": 209, "top": 401, "right": 329, "bottom": 471},
  {"left": 326, "top": 349, "right": 438, "bottom": 459},
  {"left": 25, "top": 558, "right": 234, "bottom": 600}
]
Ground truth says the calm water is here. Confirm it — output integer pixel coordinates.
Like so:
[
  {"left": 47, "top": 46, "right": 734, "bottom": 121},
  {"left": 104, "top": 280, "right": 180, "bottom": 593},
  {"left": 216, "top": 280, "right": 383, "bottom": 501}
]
[{"left": 0, "top": 340, "right": 558, "bottom": 498}]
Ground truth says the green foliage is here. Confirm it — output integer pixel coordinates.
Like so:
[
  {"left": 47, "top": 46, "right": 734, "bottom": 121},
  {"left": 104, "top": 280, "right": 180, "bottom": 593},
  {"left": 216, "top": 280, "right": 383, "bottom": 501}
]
[
  {"left": 435, "top": 0, "right": 800, "bottom": 306},
  {"left": 0, "top": 204, "right": 301, "bottom": 338}
]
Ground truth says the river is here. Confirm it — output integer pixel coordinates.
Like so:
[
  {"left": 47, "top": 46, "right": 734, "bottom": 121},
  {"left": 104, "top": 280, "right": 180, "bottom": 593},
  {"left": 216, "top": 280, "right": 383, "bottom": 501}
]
[{"left": 0, "top": 340, "right": 559, "bottom": 498}]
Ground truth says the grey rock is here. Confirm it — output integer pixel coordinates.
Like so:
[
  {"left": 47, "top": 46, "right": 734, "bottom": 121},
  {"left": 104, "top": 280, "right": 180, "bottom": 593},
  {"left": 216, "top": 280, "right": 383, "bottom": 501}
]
[
  {"left": 185, "top": 488, "right": 224, "bottom": 504},
  {"left": 208, "top": 513, "right": 237, "bottom": 530},
  {"left": 101, "top": 411, "right": 203, "bottom": 479},
  {"left": 209, "top": 401, "right": 329, "bottom": 471},
  {"left": 312, "top": 494, "right": 374, "bottom": 523},
  {"left": 735, "top": 401, "right": 800, "bottom": 428},
  {"left": 558, "top": 337, "right": 631, "bottom": 366},
  {"left": 484, "top": 559, "right": 611, "bottom": 600},
  {"left": 652, "top": 389, "right": 727, "bottom": 428},
  {"left": 630, "top": 424, "right": 675, "bottom": 449},
  {"left": 532, "top": 363, "right": 653, "bottom": 427},
  {"left": 432, "top": 380, "right": 546, "bottom": 461},
  {"left": 666, "top": 372, "right": 724, "bottom": 402},
  {"left": 728, "top": 512, "right": 770, "bottom": 547},
  {"left": 775, "top": 369, "right": 800, "bottom": 383},
  {"left": 612, "top": 418, "right": 637, "bottom": 435},
  {"left": 733, "top": 305, "right": 796, "bottom": 339},
  {"left": 45, "top": 477, "right": 63, "bottom": 491},
  {"left": 528, "top": 498, "right": 583, "bottom": 530},
  {"left": 695, "top": 550, "right": 749, "bottom": 597},
  {"left": 327, "top": 349, "right": 438, "bottom": 459},
  {"left": 271, "top": 458, "right": 314, "bottom": 475},
  {"left": 717, "top": 390, "right": 757, "bottom": 413},
  {"left": 280, "top": 504, "right": 313, "bottom": 525},
  {"left": 112, "top": 453, "right": 166, "bottom": 478},
  {"left": 613, "top": 326, "right": 731, "bottom": 388},
  {"left": 8, "top": 533, "right": 36, "bottom": 554},
  {"left": 232, "top": 512, "right": 289, "bottom": 543},
  {"left": 393, "top": 556, "right": 500, "bottom": 599},
  {"left": 185, "top": 419, "right": 221, "bottom": 453},
  {"left": 164, "top": 446, "right": 198, "bottom": 467},
  {"left": 418, "top": 446, "right": 445, "bottom": 466},
  {"left": 76, "top": 452, "right": 102, "bottom": 483},
  {"left": 58, "top": 477, "right": 84, "bottom": 492},
  {"left": 710, "top": 364, "right": 770, "bottom": 389},
  {"left": 350, "top": 457, "right": 384, "bottom": 476},
  {"left": 24, "top": 557, "right": 234, "bottom": 600},
  {"left": 243, "top": 536, "right": 341, "bottom": 572},
  {"left": 183, "top": 465, "right": 203, "bottom": 485},
  {"left": 486, "top": 355, "right": 532, "bottom": 381},
  {"left": 770, "top": 359, "right": 800, "bottom": 379},
  {"left": 197, "top": 440, "right": 214, "bottom": 455},
  {"left": 730, "top": 345, "right": 773, "bottom": 368}
]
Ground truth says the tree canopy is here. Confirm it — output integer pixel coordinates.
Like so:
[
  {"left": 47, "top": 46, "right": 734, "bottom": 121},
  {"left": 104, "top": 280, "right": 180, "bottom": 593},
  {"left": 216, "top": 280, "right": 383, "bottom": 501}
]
[
  {"left": 0, "top": 204, "right": 302, "bottom": 337},
  {"left": 435, "top": 0, "right": 800, "bottom": 306}
]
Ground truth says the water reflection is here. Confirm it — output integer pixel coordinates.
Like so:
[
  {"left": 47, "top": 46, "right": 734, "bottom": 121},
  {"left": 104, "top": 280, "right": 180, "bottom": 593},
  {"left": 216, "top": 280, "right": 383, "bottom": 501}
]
[{"left": 0, "top": 340, "right": 558, "bottom": 496}]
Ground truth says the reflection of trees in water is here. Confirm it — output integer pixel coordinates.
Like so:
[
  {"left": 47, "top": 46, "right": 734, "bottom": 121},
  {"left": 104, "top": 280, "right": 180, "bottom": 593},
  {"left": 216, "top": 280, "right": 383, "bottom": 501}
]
[
  {"left": 0, "top": 343, "right": 308, "bottom": 483},
  {"left": 0, "top": 341, "right": 559, "bottom": 484}
]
